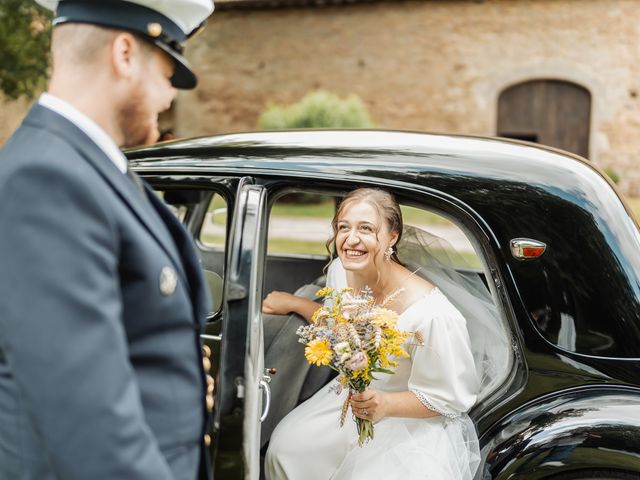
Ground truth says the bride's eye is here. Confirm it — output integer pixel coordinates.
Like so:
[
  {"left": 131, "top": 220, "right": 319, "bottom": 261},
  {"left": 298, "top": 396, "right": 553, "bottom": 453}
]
[
  {"left": 338, "top": 224, "right": 350, "bottom": 232},
  {"left": 359, "top": 225, "right": 373, "bottom": 233}
]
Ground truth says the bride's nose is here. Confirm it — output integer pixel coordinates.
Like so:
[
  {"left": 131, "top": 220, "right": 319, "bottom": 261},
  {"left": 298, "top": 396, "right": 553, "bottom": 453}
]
[{"left": 346, "top": 228, "right": 361, "bottom": 245}]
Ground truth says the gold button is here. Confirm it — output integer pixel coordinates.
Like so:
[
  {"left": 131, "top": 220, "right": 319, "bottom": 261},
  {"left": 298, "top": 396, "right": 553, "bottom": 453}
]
[
  {"left": 207, "top": 375, "right": 215, "bottom": 394},
  {"left": 201, "top": 344, "right": 211, "bottom": 358},
  {"left": 204, "top": 434, "right": 211, "bottom": 446},
  {"left": 202, "top": 356, "right": 211, "bottom": 372},
  {"left": 206, "top": 394, "right": 214, "bottom": 411},
  {"left": 147, "top": 22, "right": 162, "bottom": 37}
]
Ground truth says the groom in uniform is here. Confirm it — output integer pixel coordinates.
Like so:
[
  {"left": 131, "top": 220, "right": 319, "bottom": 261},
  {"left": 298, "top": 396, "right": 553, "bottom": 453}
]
[{"left": 0, "top": 1, "right": 215, "bottom": 479}]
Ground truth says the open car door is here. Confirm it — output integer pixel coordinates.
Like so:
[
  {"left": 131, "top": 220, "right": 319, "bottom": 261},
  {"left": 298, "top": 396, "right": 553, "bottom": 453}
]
[{"left": 211, "top": 178, "right": 269, "bottom": 479}]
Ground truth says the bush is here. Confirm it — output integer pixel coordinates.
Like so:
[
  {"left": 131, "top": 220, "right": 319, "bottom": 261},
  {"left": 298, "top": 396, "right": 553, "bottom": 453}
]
[
  {"left": 603, "top": 166, "right": 620, "bottom": 185},
  {"left": 258, "top": 90, "right": 374, "bottom": 130},
  {"left": 259, "top": 91, "right": 374, "bottom": 204}
]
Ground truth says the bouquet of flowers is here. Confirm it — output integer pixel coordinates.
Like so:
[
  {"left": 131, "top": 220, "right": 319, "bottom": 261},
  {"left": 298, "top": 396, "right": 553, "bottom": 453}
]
[{"left": 297, "top": 286, "right": 422, "bottom": 446}]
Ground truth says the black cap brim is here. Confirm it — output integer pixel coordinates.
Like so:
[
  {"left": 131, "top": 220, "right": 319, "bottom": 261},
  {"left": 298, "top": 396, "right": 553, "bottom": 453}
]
[{"left": 152, "top": 39, "right": 197, "bottom": 89}]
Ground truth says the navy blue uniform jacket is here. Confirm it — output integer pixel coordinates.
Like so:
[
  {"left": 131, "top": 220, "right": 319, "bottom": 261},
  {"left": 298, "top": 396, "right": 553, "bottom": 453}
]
[{"left": 0, "top": 104, "right": 212, "bottom": 479}]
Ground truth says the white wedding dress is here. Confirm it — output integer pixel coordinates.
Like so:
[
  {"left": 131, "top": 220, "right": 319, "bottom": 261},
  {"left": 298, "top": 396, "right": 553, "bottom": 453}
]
[{"left": 265, "top": 259, "right": 481, "bottom": 480}]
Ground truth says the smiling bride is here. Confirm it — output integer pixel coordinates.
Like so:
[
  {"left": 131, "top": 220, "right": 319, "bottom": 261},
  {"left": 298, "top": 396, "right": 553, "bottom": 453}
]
[{"left": 262, "top": 188, "right": 481, "bottom": 480}]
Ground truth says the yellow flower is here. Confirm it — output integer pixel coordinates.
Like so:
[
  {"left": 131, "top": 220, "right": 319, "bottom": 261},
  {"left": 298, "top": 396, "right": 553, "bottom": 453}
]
[
  {"left": 315, "top": 287, "right": 334, "bottom": 298},
  {"left": 372, "top": 308, "right": 399, "bottom": 328},
  {"left": 310, "top": 308, "right": 323, "bottom": 324},
  {"left": 305, "top": 339, "right": 334, "bottom": 366}
]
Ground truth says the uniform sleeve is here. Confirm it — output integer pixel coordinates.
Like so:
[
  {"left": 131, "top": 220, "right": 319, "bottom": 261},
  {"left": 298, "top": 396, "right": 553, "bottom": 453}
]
[
  {"left": 407, "top": 301, "right": 479, "bottom": 418},
  {"left": 0, "top": 163, "right": 175, "bottom": 479}
]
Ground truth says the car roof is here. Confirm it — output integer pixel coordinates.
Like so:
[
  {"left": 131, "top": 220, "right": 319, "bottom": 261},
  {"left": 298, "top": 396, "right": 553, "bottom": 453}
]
[{"left": 127, "top": 129, "right": 597, "bottom": 186}]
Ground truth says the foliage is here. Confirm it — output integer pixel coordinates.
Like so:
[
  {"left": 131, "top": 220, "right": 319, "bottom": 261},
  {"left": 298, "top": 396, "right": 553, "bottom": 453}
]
[
  {"left": 603, "top": 166, "right": 620, "bottom": 185},
  {"left": 258, "top": 90, "right": 374, "bottom": 130},
  {"left": 259, "top": 91, "right": 373, "bottom": 204},
  {"left": 0, "top": 0, "right": 52, "bottom": 100}
]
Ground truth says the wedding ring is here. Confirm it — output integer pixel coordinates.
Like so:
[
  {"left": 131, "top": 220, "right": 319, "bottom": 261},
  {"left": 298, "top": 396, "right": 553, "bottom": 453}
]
[{"left": 362, "top": 409, "right": 368, "bottom": 416}]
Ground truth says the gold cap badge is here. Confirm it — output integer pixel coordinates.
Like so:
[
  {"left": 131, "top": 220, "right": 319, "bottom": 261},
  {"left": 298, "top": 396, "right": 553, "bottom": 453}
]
[{"left": 147, "top": 22, "right": 162, "bottom": 38}]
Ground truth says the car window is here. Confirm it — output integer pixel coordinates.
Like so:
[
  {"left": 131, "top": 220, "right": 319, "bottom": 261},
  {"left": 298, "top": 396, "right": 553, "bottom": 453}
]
[
  {"left": 264, "top": 188, "right": 512, "bottom": 403},
  {"left": 199, "top": 192, "right": 227, "bottom": 251},
  {"left": 198, "top": 192, "right": 228, "bottom": 314},
  {"left": 153, "top": 190, "right": 189, "bottom": 222},
  {"left": 400, "top": 205, "right": 481, "bottom": 269},
  {"left": 268, "top": 192, "right": 335, "bottom": 257},
  {"left": 153, "top": 189, "right": 227, "bottom": 315}
]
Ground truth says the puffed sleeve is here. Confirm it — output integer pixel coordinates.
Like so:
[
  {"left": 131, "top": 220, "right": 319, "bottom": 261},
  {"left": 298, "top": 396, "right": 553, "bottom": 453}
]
[{"left": 407, "top": 296, "right": 479, "bottom": 418}]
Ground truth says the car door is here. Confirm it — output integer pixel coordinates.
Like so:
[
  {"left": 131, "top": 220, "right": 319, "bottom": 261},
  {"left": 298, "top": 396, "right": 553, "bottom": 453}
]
[{"left": 213, "top": 177, "right": 269, "bottom": 479}]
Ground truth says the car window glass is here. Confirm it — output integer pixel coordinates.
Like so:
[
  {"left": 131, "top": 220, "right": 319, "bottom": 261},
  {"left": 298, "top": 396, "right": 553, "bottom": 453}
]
[
  {"left": 264, "top": 189, "right": 512, "bottom": 403},
  {"left": 198, "top": 192, "right": 228, "bottom": 313},
  {"left": 199, "top": 193, "right": 227, "bottom": 251},
  {"left": 153, "top": 190, "right": 188, "bottom": 222},
  {"left": 400, "top": 205, "right": 481, "bottom": 269},
  {"left": 268, "top": 192, "right": 334, "bottom": 257}
]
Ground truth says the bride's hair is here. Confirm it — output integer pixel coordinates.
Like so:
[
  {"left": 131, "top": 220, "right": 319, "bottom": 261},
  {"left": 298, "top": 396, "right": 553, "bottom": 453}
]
[{"left": 325, "top": 188, "right": 403, "bottom": 267}]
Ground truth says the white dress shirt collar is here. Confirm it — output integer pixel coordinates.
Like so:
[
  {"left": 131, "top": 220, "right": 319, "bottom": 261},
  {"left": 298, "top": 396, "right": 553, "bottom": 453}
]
[{"left": 38, "top": 92, "right": 128, "bottom": 174}]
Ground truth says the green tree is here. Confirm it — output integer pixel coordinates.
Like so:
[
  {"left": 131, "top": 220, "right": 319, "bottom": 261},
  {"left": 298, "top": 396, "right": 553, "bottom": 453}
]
[
  {"left": 258, "top": 90, "right": 374, "bottom": 130},
  {"left": 0, "top": 0, "right": 51, "bottom": 100}
]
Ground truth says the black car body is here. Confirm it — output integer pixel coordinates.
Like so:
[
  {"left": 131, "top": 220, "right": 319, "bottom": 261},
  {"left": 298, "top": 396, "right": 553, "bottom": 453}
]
[{"left": 127, "top": 130, "right": 640, "bottom": 479}]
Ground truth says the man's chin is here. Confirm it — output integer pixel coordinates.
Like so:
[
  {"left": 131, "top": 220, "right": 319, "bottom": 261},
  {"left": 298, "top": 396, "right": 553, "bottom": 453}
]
[{"left": 121, "top": 128, "right": 157, "bottom": 149}]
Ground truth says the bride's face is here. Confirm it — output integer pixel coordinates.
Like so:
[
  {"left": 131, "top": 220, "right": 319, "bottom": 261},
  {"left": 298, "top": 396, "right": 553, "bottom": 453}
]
[{"left": 335, "top": 200, "right": 396, "bottom": 273}]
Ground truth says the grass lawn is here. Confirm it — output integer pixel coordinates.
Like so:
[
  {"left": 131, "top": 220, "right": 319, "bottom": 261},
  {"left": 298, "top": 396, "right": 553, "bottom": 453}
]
[
  {"left": 272, "top": 200, "right": 452, "bottom": 225},
  {"left": 626, "top": 197, "right": 640, "bottom": 222}
]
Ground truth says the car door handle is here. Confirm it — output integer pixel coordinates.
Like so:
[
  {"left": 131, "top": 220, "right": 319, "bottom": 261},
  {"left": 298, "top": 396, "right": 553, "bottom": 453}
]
[
  {"left": 200, "top": 334, "right": 222, "bottom": 342},
  {"left": 259, "top": 378, "right": 271, "bottom": 422}
]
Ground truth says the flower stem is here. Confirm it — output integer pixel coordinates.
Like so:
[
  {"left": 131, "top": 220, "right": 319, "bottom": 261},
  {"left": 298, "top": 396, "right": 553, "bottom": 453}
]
[{"left": 356, "top": 418, "right": 374, "bottom": 446}]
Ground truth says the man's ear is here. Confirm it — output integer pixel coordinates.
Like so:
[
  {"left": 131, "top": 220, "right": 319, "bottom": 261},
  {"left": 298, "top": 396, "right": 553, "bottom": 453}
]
[{"left": 111, "top": 32, "right": 138, "bottom": 81}]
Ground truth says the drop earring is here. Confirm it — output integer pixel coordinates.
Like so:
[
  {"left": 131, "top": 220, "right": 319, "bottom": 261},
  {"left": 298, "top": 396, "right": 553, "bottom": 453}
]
[{"left": 384, "top": 246, "right": 394, "bottom": 261}]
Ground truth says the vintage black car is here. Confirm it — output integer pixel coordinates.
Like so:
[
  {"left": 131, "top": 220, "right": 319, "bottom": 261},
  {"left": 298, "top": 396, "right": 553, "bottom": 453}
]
[{"left": 127, "top": 130, "right": 640, "bottom": 480}]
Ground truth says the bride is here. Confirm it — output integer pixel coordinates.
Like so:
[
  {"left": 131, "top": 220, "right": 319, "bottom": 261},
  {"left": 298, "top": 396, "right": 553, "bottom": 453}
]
[{"left": 262, "top": 188, "right": 481, "bottom": 479}]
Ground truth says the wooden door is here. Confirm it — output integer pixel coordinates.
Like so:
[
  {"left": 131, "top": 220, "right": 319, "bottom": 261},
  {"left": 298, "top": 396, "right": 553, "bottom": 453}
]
[{"left": 497, "top": 80, "right": 591, "bottom": 158}]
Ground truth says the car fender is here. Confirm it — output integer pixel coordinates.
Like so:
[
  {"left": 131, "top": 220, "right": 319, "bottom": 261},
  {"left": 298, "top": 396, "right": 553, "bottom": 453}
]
[{"left": 480, "top": 387, "right": 640, "bottom": 479}]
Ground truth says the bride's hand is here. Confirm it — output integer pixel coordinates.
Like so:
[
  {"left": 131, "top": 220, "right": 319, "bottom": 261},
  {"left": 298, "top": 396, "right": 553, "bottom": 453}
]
[
  {"left": 350, "top": 388, "right": 388, "bottom": 423},
  {"left": 262, "top": 291, "right": 297, "bottom": 315}
]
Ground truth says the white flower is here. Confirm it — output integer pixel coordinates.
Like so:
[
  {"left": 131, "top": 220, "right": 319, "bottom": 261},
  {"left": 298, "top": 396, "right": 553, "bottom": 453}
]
[
  {"left": 334, "top": 341, "right": 352, "bottom": 365},
  {"left": 345, "top": 351, "right": 368, "bottom": 371}
]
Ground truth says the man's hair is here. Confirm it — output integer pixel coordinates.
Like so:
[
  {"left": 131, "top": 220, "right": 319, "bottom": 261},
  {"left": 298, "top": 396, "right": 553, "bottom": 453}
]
[{"left": 51, "top": 23, "right": 155, "bottom": 67}]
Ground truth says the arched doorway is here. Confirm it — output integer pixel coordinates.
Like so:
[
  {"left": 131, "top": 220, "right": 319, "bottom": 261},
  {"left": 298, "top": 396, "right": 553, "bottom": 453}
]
[{"left": 497, "top": 80, "right": 591, "bottom": 158}]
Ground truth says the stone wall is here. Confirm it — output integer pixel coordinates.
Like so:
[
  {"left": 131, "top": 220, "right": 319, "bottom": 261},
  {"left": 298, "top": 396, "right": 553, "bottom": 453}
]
[{"left": 177, "top": 0, "right": 640, "bottom": 194}]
